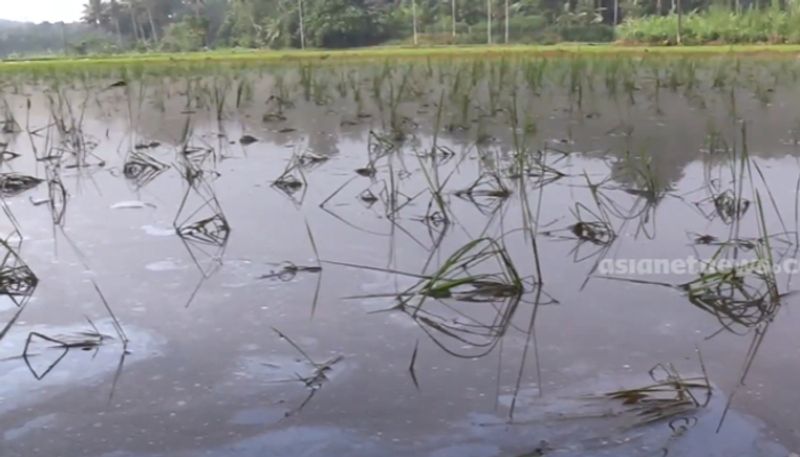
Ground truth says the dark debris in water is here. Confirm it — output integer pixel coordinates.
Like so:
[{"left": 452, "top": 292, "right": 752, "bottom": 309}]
[
  {"left": 259, "top": 262, "right": 322, "bottom": 281},
  {"left": 0, "top": 174, "right": 43, "bottom": 197},
  {"left": 239, "top": 134, "right": 259, "bottom": 145}
]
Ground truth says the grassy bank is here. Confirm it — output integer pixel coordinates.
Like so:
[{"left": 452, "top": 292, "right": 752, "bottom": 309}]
[{"left": 3, "top": 43, "right": 800, "bottom": 72}]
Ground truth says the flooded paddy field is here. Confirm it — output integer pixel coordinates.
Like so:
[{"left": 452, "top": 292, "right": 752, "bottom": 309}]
[{"left": 0, "top": 56, "right": 799, "bottom": 456}]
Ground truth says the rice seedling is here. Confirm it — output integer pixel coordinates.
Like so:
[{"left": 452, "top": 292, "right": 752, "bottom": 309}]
[
  {"left": 262, "top": 78, "right": 293, "bottom": 123},
  {"left": 335, "top": 237, "right": 525, "bottom": 314},
  {"left": 259, "top": 221, "right": 322, "bottom": 283},
  {"left": 414, "top": 92, "right": 457, "bottom": 226},
  {"left": 597, "top": 361, "right": 711, "bottom": 428},
  {"left": 415, "top": 238, "right": 523, "bottom": 301},
  {"left": 694, "top": 188, "right": 751, "bottom": 224},
  {"left": 235, "top": 77, "right": 254, "bottom": 110},
  {"left": 606, "top": 149, "right": 671, "bottom": 239},
  {"left": 44, "top": 89, "right": 103, "bottom": 169},
  {"left": 683, "top": 264, "right": 778, "bottom": 334}
]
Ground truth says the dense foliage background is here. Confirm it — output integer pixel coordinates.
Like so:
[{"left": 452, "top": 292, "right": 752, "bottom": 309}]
[{"left": 1, "top": 0, "right": 799, "bottom": 57}]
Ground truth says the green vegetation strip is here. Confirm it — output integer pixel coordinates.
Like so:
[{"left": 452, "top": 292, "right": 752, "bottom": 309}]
[{"left": 4, "top": 44, "right": 800, "bottom": 70}]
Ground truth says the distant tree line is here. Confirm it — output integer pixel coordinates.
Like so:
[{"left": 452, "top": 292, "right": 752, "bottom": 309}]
[
  {"left": 73, "top": 0, "right": 633, "bottom": 50},
  {"left": 0, "top": 19, "right": 111, "bottom": 57},
  {"left": 0, "top": 0, "right": 797, "bottom": 56}
]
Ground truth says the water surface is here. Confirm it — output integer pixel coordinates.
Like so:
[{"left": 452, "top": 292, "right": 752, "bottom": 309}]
[{"left": 0, "top": 57, "right": 799, "bottom": 456}]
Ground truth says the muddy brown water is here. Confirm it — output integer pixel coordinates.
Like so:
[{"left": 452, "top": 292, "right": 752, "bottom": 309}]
[{"left": 0, "top": 57, "right": 799, "bottom": 456}]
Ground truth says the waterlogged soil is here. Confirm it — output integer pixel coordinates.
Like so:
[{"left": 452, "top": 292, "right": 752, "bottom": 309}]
[{"left": 0, "top": 57, "right": 799, "bottom": 457}]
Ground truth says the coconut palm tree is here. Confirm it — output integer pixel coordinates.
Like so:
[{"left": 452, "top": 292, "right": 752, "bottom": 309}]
[
  {"left": 411, "top": 0, "right": 418, "bottom": 45},
  {"left": 504, "top": 0, "right": 509, "bottom": 43},
  {"left": 109, "top": 0, "right": 123, "bottom": 45},
  {"left": 81, "top": 0, "right": 107, "bottom": 27},
  {"left": 144, "top": 0, "right": 159, "bottom": 41},
  {"left": 451, "top": 0, "right": 457, "bottom": 39},
  {"left": 298, "top": 0, "right": 306, "bottom": 49},
  {"left": 487, "top": 0, "right": 492, "bottom": 44}
]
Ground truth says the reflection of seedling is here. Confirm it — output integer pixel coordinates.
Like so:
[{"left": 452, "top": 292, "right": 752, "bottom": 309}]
[
  {"left": 22, "top": 320, "right": 111, "bottom": 380},
  {"left": 272, "top": 328, "right": 343, "bottom": 417},
  {"left": 0, "top": 99, "right": 19, "bottom": 134},
  {"left": 507, "top": 153, "right": 566, "bottom": 189},
  {"left": 47, "top": 174, "right": 67, "bottom": 226},
  {"left": 0, "top": 264, "right": 38, "bottom": 297},
  {"left": 21, "top": 278, "right": 128, "bottom": 383},
  {"left": 263, "top": 83, "right": 293, "bottom": 123},
  {"left": 358, "top": 188, "right": 379, "bottom": 206},
  {"left": 177, "top": 214, "right": 230, "bottom": 246},
  {"left": 0, "top": 234, "right": 37, "bottom": 300},
  {"left": 174, "top": 161, "right": 230, "bottom": 251},
  {"left": 408, "top": 294, "right": 525, "bottom": 358},
  {"left": 0, "top": 143, "right": 19, "bottom": 162},
  {"left": 272, "top": 153, "right": 308, "bottom": 201},
  {"left": 273, "top": 173, "right": 304, "bottom": 194},
  {"left": 455, "top": 171, "right": 511, "bottom": 215},
  {"left": 368, "top": 130, "right": 397, "bottom": 161},
  {"left": 23, "top": 333, "right": 75, "bottom": 380},
  {"left": 173, "top": 161, "right": 230, "bottom": 308},
  {"left": 297, "top": 151, "right": 328, "bottom": 168},
  {"left": 455, "top": 172, "right": 511, "bottom": 200},
  {"left": 123, "top": 151, "right": 169, "bottom": 189}
]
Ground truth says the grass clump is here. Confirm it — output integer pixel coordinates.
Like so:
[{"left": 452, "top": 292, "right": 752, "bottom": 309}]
[{"left": 619, "top": 8, "right": 800, "bottom": 45}]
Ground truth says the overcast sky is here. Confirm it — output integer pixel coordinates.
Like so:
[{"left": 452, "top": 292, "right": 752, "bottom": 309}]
[{"left": 0, "top": 0, "right": 84, "bottom": 23}]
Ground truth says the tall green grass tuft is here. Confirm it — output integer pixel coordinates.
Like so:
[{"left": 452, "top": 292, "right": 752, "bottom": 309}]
[{"left": 618, "top": 8, "right": 800, "bottom": 44}]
